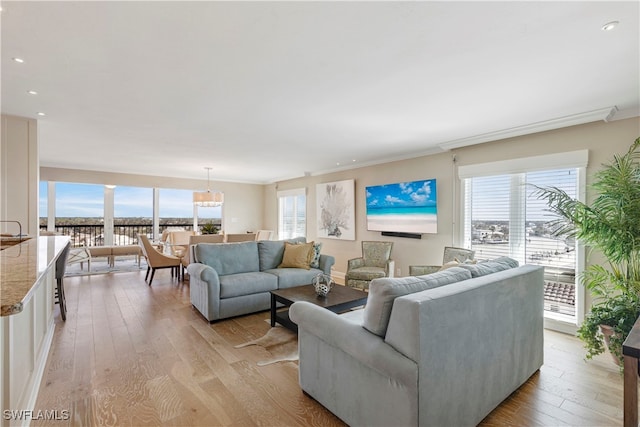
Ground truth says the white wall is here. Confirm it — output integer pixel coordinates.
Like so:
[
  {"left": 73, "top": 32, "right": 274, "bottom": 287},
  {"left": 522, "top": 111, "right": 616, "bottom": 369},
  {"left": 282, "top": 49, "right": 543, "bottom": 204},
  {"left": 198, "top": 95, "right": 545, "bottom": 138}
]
[
  {"left": 265, "top": 117, "right": 640, "bottom": 284},
  {"left": 264, "top": 152, "right": 456, "bottom": 278}
]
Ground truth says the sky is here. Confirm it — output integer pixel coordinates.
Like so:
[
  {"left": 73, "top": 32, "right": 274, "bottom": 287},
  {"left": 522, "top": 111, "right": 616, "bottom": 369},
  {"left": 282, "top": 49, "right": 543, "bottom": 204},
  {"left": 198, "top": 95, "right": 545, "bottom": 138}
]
[
  {"left": 40, "top": 182, "right": 221, "bottom": 218},
  {"left": 366, "top": 179, "right": 437, "bottom": 208}
]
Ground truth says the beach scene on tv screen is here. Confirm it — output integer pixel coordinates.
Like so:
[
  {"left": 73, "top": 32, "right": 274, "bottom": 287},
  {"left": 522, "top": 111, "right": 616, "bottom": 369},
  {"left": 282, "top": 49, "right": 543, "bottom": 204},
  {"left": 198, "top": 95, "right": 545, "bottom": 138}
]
[{"left": 366, "top": 179, "right": 437, "bottom": 234}]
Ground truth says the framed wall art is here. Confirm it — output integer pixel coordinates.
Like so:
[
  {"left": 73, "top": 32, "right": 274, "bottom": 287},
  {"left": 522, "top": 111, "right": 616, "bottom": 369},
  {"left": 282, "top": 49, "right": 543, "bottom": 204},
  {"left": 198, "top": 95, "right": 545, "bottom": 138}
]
[{"left": 316, "top": 179, "right": 355, "bottom": 240}]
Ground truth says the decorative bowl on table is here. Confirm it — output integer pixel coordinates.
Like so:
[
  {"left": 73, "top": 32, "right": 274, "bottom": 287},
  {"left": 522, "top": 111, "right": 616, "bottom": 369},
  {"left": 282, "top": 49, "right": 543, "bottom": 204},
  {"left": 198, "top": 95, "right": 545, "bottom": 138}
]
[{"left": 313, "top": 273, "right": 334, "bottom": 297}]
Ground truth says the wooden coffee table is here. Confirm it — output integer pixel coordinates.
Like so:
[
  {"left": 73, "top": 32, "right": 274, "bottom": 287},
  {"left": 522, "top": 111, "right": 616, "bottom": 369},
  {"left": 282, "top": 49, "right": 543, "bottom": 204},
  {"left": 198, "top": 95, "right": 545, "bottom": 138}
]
[{"left": 270, "top": 284, "right": 368, "bottom": 332}]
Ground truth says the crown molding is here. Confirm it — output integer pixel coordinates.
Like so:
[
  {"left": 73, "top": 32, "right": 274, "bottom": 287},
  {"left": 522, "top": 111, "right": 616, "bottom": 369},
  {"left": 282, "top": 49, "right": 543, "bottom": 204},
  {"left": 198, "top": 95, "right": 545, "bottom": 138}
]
[{"left": 438, "top": 107, "right": 617, "bottom": 151}]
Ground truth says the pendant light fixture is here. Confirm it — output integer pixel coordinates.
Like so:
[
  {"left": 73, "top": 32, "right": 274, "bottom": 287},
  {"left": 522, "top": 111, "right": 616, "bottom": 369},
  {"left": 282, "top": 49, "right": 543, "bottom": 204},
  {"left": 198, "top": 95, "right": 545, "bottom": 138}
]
[{"left": 193, "top": 167, "right": 224, "bottom": 207}]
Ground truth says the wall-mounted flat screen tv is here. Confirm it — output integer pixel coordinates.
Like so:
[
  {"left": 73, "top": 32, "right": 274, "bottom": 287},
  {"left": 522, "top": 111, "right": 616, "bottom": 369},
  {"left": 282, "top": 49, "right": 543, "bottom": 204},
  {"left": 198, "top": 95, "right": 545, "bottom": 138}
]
[{"left": 365, "top": 179, "right": 437, "bottom": 234}]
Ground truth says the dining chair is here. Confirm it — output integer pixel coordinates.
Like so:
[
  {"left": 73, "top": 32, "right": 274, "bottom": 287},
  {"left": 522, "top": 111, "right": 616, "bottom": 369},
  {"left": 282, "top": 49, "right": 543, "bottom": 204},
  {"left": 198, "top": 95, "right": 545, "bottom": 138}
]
[
  {"left": 189, "top": 234, "right": 225, "bottom": 244},
  {"left": 55, "top": 242, "right": 72, "bottom": 321},
  {"left": 255, "top": 230, "right": 274, "bottom": 241},
  {"left": 137, "top": 234, "right": 182, "bottom": 285},
  {"left": 226, "top": 233, "right": 257, "bottom": 242},
  {"left": 168, "top": 230, "right": 195, "bottom": 256}
]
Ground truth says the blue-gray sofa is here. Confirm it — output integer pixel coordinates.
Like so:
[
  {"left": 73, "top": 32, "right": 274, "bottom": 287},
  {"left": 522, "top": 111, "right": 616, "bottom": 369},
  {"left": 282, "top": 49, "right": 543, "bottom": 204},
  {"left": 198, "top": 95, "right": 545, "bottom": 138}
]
[
  {"left": 290, "top": 258, "right": 544, "bottom": 426},
  {"left": 187, "top": 238, "right": 335, "bottom": 322}
]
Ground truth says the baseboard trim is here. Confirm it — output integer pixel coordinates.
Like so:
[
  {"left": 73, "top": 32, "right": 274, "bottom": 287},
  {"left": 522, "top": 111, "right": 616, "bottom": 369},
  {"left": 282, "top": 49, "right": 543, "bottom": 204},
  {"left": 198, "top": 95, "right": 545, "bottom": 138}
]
[
  {"left": 544, "top": 316, "right": 577, "bottom": 335},
  {"left": 331, "top": 271, "right": 346, "bottom": 286}
]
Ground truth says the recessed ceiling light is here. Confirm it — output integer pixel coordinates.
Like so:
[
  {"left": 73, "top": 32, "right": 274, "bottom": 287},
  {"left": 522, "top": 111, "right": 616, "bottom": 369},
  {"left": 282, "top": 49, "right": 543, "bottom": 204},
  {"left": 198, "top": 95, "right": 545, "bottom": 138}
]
[
  {"left": 352, "top": 159, "right": 356, "bottom": 162},
  {"left": 12, "top": 57, "right": 24, "bottom": 63},
  {"left": 602, "top": 21, "right": 619, "bottom": 31},
  {"left": 37, "top": 112, "right": 46, "bottom": 116},
  {"left": 27, "top": 90, "right": 38, "bottom": 95}
]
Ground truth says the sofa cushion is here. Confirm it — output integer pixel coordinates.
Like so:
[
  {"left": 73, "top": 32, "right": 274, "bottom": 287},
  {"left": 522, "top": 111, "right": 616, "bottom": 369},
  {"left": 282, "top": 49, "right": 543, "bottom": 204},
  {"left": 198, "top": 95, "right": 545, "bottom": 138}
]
[
  {"left": 363, "top": 267, "right": 472, "bottom": 337},
  {"left": 456, "top": 257, "right": 518, "bottom": 278},
  {"left": 194, "top": 241, "right": 259, "bottom": 275},
  {"left": 279, "top": 241, "right": 314, "bottom": 269},
  {"left": 491, "top": 256, "right": 519, "bottom": 268},
  {"left": 347, "top": 266, "right": 387, "bottom": 281},
  {"left": 265, "top": 267, "right": 325, "bottom": 289},
  {"left": 258, "top": 237, "right": 306, "bottom": 271},
  {"left": 219, "top": 272, "right": 278, "bottom": 299}
]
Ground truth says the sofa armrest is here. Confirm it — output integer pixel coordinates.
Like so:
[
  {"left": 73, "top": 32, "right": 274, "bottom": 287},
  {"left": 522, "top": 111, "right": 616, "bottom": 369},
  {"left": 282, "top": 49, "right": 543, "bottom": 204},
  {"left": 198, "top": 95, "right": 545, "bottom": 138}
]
[
  {"left": 187, "top": 263, "right": 219, "bottom": 284},
  {"left": 289, "top": 301, "right": 416, "bottom": 384},
  {"left": 186, "top": 263, "right": 222, "bottom": 321},
  {"left": 318, "top": 254, "right": 335, "bottom": 275},
  {"left": 347, "top": 257, "right": 364, "bottom": 270}
]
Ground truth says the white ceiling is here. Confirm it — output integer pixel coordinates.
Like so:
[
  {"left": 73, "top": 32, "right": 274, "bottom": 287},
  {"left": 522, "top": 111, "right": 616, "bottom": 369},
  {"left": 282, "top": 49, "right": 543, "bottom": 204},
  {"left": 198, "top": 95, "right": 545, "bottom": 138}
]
[{"left": 2, "top": 1, "right": 639, "bottom": 184}]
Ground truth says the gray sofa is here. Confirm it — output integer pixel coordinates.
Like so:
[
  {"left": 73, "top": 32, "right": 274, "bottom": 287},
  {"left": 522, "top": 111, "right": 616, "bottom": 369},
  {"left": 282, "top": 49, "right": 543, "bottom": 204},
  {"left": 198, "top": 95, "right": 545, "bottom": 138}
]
[
  {"left": 187, "top": 238, "right": 335, "bottom": 322},
  {"left": 290, "top": 258, "right": 544, "bottom": 427}
]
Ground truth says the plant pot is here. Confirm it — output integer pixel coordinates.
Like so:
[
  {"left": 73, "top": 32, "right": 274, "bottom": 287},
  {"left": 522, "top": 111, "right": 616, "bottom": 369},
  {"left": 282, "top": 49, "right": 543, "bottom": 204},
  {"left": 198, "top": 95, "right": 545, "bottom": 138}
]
[{"left": 599, "top": 324, "right": 622, "bottom": 366}]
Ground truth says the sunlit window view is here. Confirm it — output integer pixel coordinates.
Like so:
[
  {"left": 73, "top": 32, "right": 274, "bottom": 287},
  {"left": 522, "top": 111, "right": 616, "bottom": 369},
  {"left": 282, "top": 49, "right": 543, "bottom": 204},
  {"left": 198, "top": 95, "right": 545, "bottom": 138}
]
[
  {"left": 40, "top": 182, "right": 223, "bottom": 246},
  {"left": 158, "top": 189, "right": 195, "bottom": 232},
  {"left": 38, "top": 181, "right": 48, "bottom": 224},
  {"left": 464, "top": 168, "right": 578, "bottom": 319},
  {"left": 278, "top": 191, "right": 306, "bottom": 240},
  {"left": 114, "top": 186, "right": 153, "bottom": 245},
  {"left": 53, "top": 182, "right": 105, "bottom": 247}
]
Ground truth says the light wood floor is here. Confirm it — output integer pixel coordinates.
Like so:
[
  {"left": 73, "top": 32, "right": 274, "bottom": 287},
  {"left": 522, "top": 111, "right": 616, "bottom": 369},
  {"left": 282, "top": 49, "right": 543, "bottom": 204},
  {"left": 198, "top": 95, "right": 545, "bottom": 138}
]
[{"left": 33, "top": 271, "right": 625, "bottom": 426}]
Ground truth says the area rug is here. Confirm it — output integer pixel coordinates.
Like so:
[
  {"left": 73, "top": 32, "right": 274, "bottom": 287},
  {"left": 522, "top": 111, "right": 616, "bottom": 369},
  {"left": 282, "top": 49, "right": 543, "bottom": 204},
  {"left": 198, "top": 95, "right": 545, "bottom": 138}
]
[
  {"left": 234, "top": 325, "right": 298, "bottom": 366},
  {"left": 65, "top": 257, "right": 147, "bottom": 277}
]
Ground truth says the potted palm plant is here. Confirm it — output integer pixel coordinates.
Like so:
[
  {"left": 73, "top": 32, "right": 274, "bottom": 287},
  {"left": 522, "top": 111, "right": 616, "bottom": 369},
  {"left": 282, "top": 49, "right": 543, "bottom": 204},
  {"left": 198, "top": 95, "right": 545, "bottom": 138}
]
[{"left": 534, "top": 137, "right": 640, "bottom": 366}]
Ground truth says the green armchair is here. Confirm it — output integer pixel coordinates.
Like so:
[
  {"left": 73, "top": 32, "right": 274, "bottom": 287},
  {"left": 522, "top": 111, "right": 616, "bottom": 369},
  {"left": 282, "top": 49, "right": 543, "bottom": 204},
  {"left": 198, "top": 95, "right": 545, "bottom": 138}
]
[
  {"left": 409, "top": 246, "right": 475, "bottom": 276},
  {"left": 346, "top": 241, "right": 394, "bottom": 290}
]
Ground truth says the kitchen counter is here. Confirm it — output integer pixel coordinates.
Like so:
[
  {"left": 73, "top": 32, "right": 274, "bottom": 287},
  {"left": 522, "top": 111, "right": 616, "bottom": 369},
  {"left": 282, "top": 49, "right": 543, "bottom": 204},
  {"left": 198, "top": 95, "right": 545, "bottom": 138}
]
[
  {"left": 1, "top": 235, "right": 69, "bottom": 316},
  {"left": 0, "top": 235, "right": 30, "bottom": 251},
  {"left": 1, "top": 235, "right": 69, "bottom": 425}
]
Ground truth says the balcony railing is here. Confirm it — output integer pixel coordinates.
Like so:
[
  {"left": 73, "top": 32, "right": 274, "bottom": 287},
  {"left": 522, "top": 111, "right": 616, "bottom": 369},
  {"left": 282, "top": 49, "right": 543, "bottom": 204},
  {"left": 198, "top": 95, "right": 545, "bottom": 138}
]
[{"left": 40, "top": 223, "right": 193, "bottom": 247}]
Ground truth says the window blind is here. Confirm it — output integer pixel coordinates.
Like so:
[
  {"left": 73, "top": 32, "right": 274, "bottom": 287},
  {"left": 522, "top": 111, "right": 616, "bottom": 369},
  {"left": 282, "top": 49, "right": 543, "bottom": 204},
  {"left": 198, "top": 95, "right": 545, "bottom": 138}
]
[
  {"left": 463, "top": 168, "right": 578, "bottom": 279},
  {"left": 277, "top": 188, "right": 306, "bottom": 240}
]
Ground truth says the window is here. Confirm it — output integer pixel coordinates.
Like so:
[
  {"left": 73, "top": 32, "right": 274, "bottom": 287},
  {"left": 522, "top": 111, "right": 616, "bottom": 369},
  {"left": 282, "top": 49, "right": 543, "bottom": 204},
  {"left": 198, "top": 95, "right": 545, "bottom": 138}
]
[
  {"left": 39, "top": 183, "right": 206, "bottom": 245},
  {"left": 114, "top": 186, "right": 154, "bottom": 245},
  {"left": 278, "top": 188, "right": 306, "bottom": 240},
  {"left": 460, "top": 151, "right": 587, "bottom": 325},
  {"left": 39, "top": 181, "right": 48, "bottom": 230},
  {"left": 54, "top": 182, "right": 105, "bottom": 246},
  {"left": 158, "top": 189, "right": 195, "bottom": 232},
  {"left": 196, "top": 202, "right": 223, "bottom": 234}
]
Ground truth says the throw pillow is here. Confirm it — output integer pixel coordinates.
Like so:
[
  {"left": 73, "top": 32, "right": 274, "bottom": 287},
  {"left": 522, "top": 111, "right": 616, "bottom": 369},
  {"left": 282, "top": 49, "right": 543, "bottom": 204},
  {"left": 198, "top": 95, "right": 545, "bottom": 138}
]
[
  {"left": 310, "top": 242, "right": 323, "bottom": 269},
  {"left": 278, "top": 241, "right": 314, "bottom": 269},
  {"left": 457, "top": 261, "right": 511, "bottom": 278}
]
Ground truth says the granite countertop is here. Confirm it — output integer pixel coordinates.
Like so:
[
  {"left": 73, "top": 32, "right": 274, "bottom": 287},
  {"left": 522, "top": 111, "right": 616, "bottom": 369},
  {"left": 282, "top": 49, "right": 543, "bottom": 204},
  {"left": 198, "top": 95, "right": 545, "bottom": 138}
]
[
  {"left": 0, "top": 235, "right": 31, "bottom": 250},
  {"left": 1, "top": 235, "right": 70, "bottom": 316}
]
